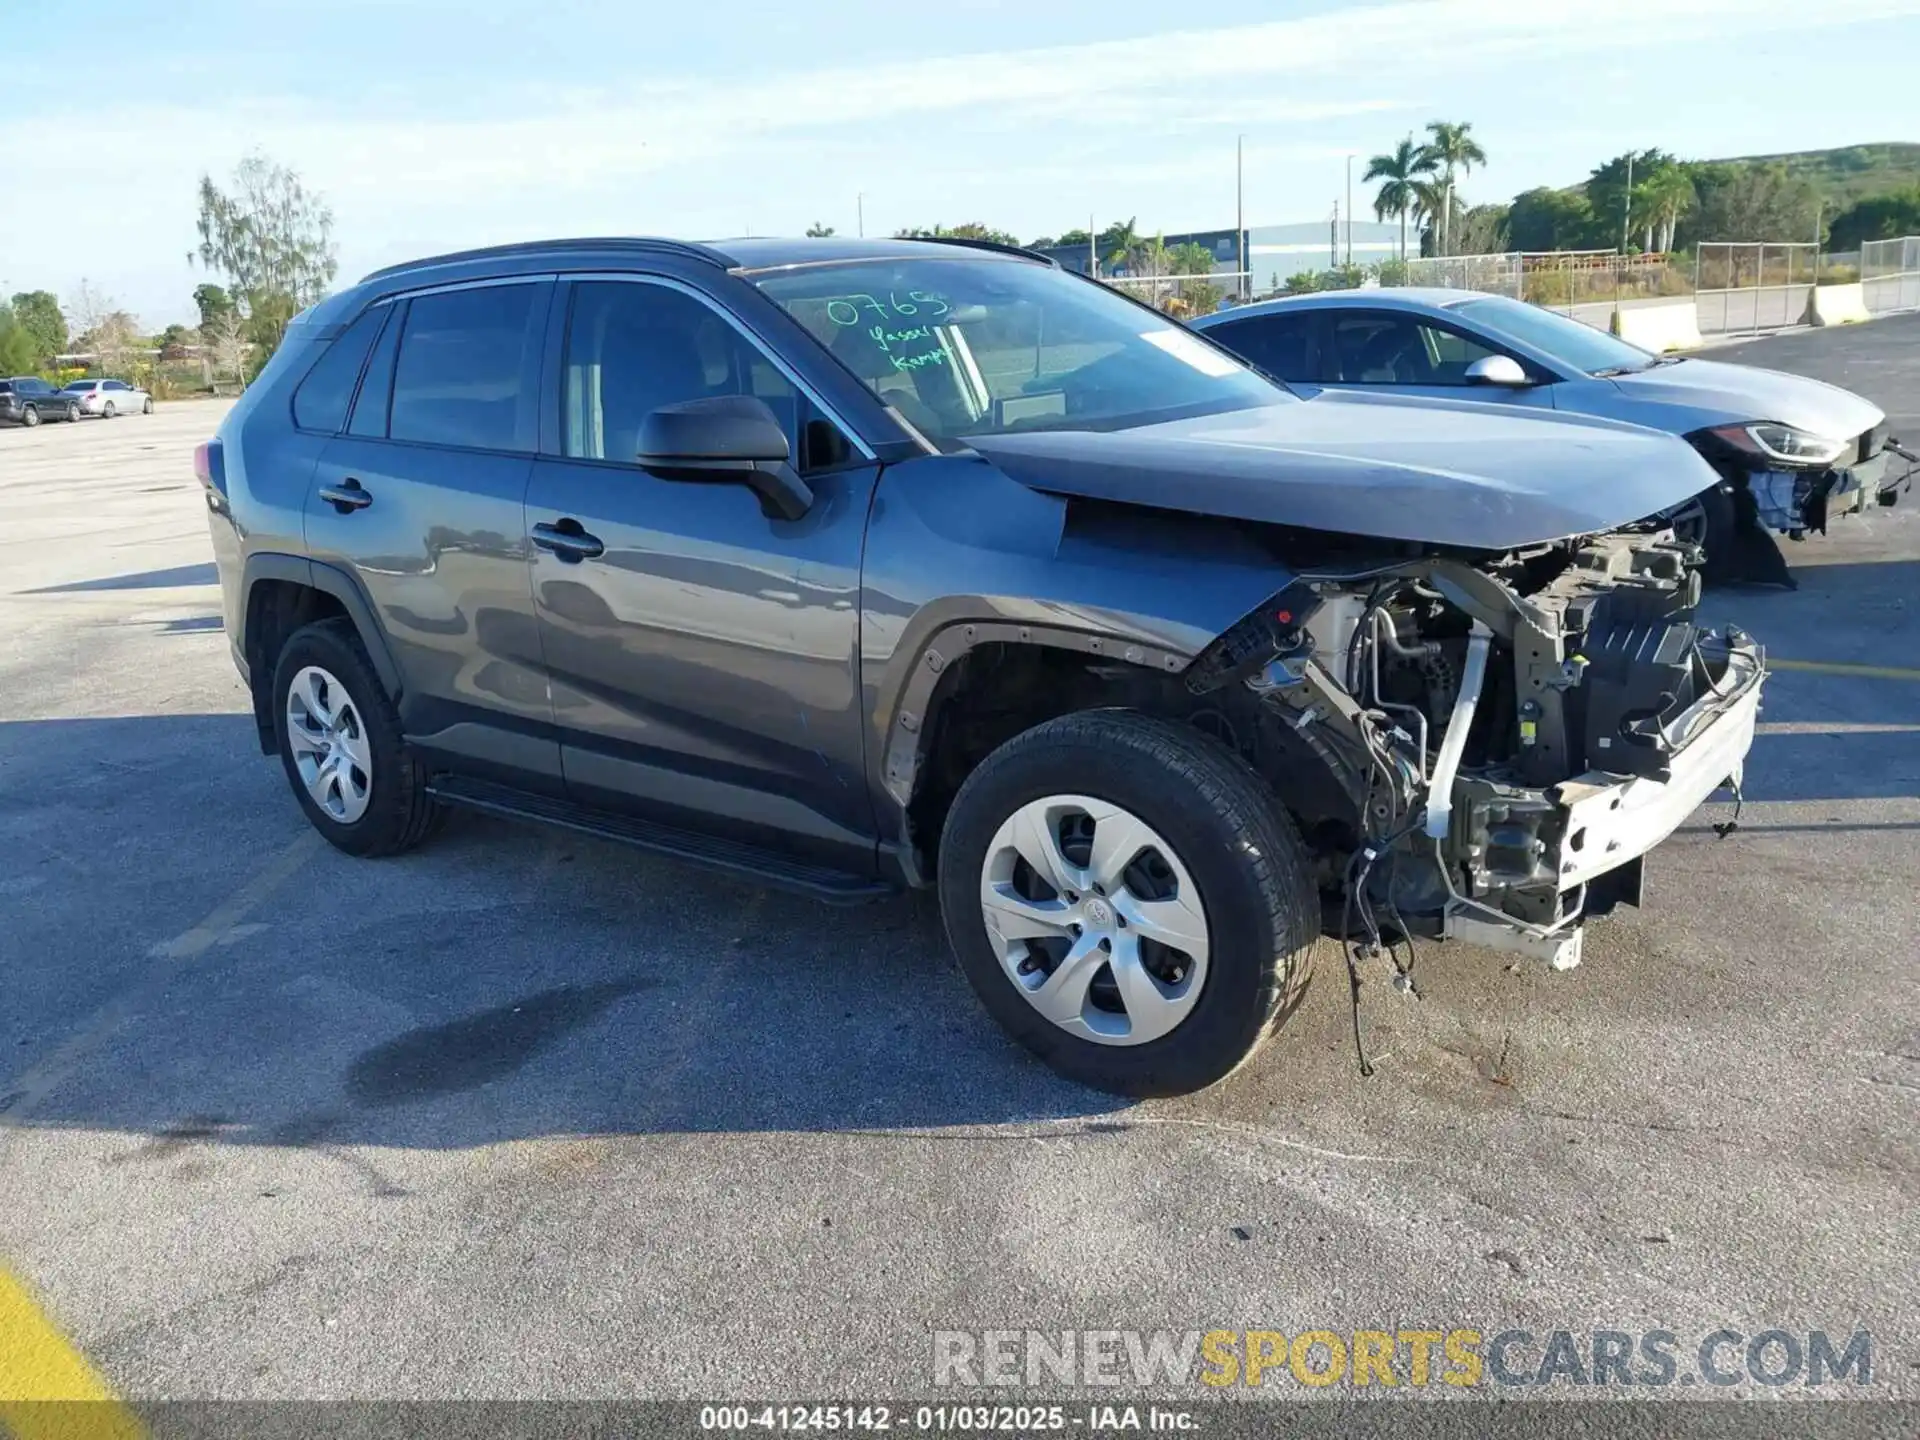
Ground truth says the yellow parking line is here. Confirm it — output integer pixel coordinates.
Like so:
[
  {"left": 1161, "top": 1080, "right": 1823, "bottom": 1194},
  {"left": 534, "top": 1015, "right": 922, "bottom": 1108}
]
[
  {"left": 1769, "top": 657, "right": 1920, "bottom": 682},
  {"left": 0, "top": 1268, "right": 144, "bottom": 1439}
]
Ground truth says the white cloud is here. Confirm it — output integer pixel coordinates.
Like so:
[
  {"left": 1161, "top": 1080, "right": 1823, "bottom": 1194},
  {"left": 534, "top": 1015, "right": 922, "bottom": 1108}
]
[{"left": 4, "top": 0, "right": 1912, "bottom": 321}]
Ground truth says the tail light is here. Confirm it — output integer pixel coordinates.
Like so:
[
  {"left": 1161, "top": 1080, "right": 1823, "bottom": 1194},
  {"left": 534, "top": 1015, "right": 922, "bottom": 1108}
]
[{"left": 194, "top": 439, "right": 226, "bottom": 497}]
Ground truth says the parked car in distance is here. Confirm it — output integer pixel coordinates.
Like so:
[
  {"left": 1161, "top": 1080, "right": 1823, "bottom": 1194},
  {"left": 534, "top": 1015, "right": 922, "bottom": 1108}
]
[
  {"left": 1, "top": 376, "right": 82, "bottom": 426},
  {"left": 201, "top": 236, "right": 1765, "bottom": 1095},
  {"left": 1192, "top": 288, "right": 1894, "bottom": 579},
  {"left": 63, "top": 377, "right": 152, "bottom": 417}
]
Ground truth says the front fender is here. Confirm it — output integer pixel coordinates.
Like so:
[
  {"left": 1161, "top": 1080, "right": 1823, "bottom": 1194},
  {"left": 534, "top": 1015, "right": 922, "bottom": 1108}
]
[{"left": 858, "top": 455, "right": 1290, "bottom": 846}]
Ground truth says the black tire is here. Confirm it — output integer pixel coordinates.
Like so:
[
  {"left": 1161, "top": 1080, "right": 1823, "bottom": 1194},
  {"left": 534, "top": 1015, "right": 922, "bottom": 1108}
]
[
  {"left": 65, "top": 402, "right": 80, "bottom": 423},
  {"left": 21, "top": 405, "right": 39, "bottom": 428},
  {"left": 937, "top": 710, "right": 1317, "bottom": 1097},
  {"left": 1684, "top": 481, "right": 1739, "bottom": 578},
  {"left": 270, "top": 617, "right": 441, "bottom": 857},
  {"left": 142, "top": 397, "right": 153, "bottom": 414}
]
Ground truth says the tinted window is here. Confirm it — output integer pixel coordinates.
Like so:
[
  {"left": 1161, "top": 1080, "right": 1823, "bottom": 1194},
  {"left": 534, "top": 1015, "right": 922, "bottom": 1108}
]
[
  {"left": 1327, "top": 313, "right": 1500, "bottom": 385},
  {"left": 389, "top": 283, "right": 544, "bottom": 451},
  {"left": 347, "top": 302, "right": 403, "bottom": 438},
  {"left": 292, "top": 307, "right": 388, "bottom": 433},
  {"left": 63, "top": 381, "right": 94, "bottom": 392},
  {"left": 563, "top": 281, "right": 849, "bottom": 470},
  {"left": 1207, "top": 314, "right": 1319, "bottom": 383}
]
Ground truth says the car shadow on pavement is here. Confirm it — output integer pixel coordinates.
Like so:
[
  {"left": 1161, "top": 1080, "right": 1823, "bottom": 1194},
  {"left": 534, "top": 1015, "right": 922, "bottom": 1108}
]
[
  {"left": 0, "top": 713, "right": 1125, "bottom": 1154},
  {"left": 22, "top": 562, "right": 220, "bottom": 594}
]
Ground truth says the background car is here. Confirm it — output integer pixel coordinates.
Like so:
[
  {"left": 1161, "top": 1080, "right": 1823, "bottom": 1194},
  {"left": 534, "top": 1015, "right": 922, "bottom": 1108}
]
[
  {"left": 1, "top": 376, "right": 83, "bottom": 426},
  {"left": 1192, "top": 289, "right": 1892, "bottom": 581},
  {"left": 62, "top": 377, "right": 153, "bottom": 417}
]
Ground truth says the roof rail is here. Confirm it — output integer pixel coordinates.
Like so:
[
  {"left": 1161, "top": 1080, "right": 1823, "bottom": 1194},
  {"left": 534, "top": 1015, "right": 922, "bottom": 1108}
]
[
  {"left": 361, "top": 237, "right": 729, "bottom": 282},
  {"left": 904, "top": 235, "right": 1058, "bottom": 267}
]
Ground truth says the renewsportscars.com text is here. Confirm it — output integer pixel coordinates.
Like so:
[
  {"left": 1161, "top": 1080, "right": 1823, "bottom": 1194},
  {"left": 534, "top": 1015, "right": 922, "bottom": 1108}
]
[{"left": 932, "top": 1328, "right": 1874, "bottom": 1390}]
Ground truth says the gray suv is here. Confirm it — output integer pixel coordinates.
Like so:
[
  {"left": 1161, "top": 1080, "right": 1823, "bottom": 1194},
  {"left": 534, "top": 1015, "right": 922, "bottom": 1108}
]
[{"left": 202, "top": 236, "right": 1766, "bottom": 1095}]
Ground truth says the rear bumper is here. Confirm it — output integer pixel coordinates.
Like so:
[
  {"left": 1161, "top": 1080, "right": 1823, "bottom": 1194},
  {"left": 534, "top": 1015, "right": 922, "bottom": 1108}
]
[{"left": 1551, "top": 635, "right": 1764, "bottom": 890}]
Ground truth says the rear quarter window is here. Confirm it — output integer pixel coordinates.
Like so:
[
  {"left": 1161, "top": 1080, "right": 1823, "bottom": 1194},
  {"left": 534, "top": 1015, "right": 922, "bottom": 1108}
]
[{"left": 292, "top": 307, "right": 390, "bottom": 433}]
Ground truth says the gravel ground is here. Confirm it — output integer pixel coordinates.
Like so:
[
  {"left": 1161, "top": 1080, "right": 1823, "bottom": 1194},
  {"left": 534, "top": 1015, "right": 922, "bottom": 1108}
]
[{"left": 0, "top": 323, "right": 1915, "bottom": 1415}]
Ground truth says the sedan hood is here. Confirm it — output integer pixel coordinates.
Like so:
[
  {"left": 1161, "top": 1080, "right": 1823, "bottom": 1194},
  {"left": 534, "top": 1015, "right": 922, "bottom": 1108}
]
[
  {"left": 1610, "top": 357, "right": 1883, "bottom": 438},
  {"left": 966, "top": 391, "right": 1721, "bottom": 551}
]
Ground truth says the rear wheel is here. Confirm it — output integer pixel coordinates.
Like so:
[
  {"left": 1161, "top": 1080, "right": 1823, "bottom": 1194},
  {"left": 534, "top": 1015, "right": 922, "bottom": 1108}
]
[
  {"left": 21, "top": 405, "right": 39, "bottom": 428},
  {"left": 102, "top": 401, "right": 117, "bottom": 418},
  {"left": 937, "top": 710, "right": 1317, "bottom": 1096},
  {"left": 271, "top": 618, "right": 441, "bottom": 857}
]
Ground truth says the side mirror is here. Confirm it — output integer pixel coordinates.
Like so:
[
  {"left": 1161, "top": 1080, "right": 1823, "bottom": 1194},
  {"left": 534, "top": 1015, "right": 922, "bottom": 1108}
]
[
  {"left": 637, "top": 395, "right": 813, "bottom": 521},
  {"left": 1464, "top": 355, "right": 1531, "bottom": 387}
]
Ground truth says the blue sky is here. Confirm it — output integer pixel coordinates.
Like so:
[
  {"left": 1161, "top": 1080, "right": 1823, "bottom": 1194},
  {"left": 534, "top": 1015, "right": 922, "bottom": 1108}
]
[{"left": 5, "top": 0, "right": 1917, "bottom": 327}]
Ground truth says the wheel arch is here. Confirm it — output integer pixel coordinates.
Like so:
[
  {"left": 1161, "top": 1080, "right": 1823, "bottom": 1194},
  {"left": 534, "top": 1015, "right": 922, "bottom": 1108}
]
[{"left": 241, "top": 554, "right": 403, "bottom": 753}]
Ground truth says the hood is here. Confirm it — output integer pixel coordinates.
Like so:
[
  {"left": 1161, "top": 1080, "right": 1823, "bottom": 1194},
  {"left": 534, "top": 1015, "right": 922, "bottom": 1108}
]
[
  {"left": 1609, "top": 357, "right": 1883, "bottom": 439},
  {"left": 966, "top": 391, "right": 1722, "bottom": 551}
]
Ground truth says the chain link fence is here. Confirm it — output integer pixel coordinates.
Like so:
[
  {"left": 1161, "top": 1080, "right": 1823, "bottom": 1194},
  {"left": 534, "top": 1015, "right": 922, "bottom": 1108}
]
[
  {"left": 1693, "top": 242, "right": 1818, "bottom": 333},
  {"left": 1399, "top": 252, "right": 1523, "bottom": 297},
  {"left": 1103, "top": 271, "right": 1250, "bottom": 318},
  {"left": 1861, "top": 235, "right": 1920, "bottom": 313}
]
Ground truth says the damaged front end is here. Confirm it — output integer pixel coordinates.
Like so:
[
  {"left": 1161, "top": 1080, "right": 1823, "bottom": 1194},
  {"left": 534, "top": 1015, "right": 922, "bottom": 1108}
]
[{"left": 1186, "top": 530, "right": 1767, "bottom": 972}]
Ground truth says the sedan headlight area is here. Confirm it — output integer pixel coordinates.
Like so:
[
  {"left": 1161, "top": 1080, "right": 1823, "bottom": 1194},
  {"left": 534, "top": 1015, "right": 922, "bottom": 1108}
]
[{"left": 1708, "top": 421, "right": 1850, "bottom": 467}]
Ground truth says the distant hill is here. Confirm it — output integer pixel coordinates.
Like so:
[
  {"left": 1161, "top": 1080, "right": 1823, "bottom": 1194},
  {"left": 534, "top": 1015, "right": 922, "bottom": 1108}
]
[{"left": 1709, "top": 143, "right": 1920, "bottom": 205}]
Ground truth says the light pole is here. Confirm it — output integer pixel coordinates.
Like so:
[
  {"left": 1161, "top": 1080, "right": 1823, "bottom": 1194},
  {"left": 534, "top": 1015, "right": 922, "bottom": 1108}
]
[
  {"left": 1345, "top": 153, "right": 1355, "bottom": 268},
  {"left": 857, "top": 193, "right": 865, "bottom": 239},
  {"left": 1236, "top": 134, "right": 1245, "bottom": 300}
]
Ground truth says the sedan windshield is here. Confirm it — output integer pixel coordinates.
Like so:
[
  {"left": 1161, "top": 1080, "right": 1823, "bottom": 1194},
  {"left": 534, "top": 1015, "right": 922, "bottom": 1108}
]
[
  {"left": 750, "top": 257, "right": 1287, "bottom": 446},
  {"left": 1451, "top": 295, "right": 1660, "bottom": 376}
]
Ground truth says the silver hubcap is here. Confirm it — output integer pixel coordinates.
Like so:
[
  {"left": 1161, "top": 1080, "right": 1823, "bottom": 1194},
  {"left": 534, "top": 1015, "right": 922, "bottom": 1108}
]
[
  {"left": 285, "top": 665, "right": 373, "bottom": 824},
  {"left": 979, "top": 794, "right": 1210, "bottom": 1047}
]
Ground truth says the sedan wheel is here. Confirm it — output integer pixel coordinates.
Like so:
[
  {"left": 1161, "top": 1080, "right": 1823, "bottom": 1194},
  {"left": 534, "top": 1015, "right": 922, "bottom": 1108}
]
[
  {"left": 102, "top": 402, "right": 116, "bottom": 418},
  {"left": 284, "top": 664, "right": 375, "bottom": 824},
  {"left": 142, "top": 397, "right": 153, "bottom": 414}
]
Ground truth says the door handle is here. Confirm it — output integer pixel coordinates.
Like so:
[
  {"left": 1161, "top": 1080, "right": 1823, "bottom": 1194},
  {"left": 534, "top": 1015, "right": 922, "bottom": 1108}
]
[
  {"left": 531, "top": 520, "right": 605, "bottom": 562},
  {"left": 319, "top": 478, "right": 372, "bottom": 512}
]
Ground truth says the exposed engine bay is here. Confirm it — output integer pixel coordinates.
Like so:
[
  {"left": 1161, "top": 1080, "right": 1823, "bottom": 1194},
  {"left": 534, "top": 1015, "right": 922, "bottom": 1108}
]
[{"left": 1186, "top": 527, "right": 1767, "bottom": 979}]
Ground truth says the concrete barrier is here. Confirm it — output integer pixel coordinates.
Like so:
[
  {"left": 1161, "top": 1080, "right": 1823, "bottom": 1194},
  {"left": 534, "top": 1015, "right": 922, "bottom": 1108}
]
[
  {"left": 1610, "top": 300, "right": 1703, "bottom": 352},
  {"left": 1806, "top": 282, "right": 1872, "bottom": 326}
]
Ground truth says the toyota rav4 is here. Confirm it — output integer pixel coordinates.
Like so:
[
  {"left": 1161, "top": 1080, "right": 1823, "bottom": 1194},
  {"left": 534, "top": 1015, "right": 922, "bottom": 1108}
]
[{"left": 199, "top": 236, "right": 1766, "bottom": 1095}]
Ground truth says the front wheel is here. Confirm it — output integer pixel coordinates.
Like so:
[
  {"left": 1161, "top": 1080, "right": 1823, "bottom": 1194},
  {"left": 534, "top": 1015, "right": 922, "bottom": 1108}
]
[
  {"left": 270, "top": 618, "right": 441, "bottom": 857},
  {"left": 1667, "top": 481, "right": 1736, "bottom": 573},
  {"left": 938, "top": 711, "right": 1318, "bottom": 1096},
  {"left": 65, "top": 402, "right": 80, "bottom": 422},
  {"left": 141, "top": 396, "right": 153, "bottom": 414}
]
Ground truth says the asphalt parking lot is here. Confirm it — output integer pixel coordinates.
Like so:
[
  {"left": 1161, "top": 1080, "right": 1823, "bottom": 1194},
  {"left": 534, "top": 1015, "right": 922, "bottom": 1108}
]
[{"left": 1, "top": 322, "right": 1916, "bottom": 1409}]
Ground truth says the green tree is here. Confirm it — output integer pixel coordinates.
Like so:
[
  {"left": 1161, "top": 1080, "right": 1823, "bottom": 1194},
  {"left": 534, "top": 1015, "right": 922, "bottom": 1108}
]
[
  {"left": 1365, "top": 134, "right": 1436, "bottom": 261},
  {"left": 194, "top": 153, "right": 337, "bottom": 360},
  {"left": 9, "top": 291, "right": 67, "bottom": 367},
  {"left": 1687, "top": 161, "right": 1819, "bottom": 243},
  {"left": 804, "top": 222, "right": 835, "bottom": 237},
  {"left": 157, "top": 323, "right": 198, "bottom": 358},
  {"left": 892, "top": 222, "right": 1019, "bottom": 245},
  {"left": 1421, "top": 120, "right": 1487, "bottom": 256},
  {"left": 1409, "top": 176, "right": 1455, "bottom": 256},
  {"left": 1098, "top": 216, "right": 1142, "bottom": 271},
  {"left": 1026, "top": 235, "right": 1057, "bottom": 250},
  {"left": 1586, "top": 150, "right": 1675, "bottom": 249},
  {"left": 1506, "top": 187, "right": 1596, "bottom": 251},
  {"left": 192, "top": 283, "right": 235, "bottom": 333},
  {"left": 1829, "top": 187, "right": 1920, "bottom": 250},
  {"left": 0, "top": 302, "right": 39, "bottom": 374},
  {"left": 1635, "top": 164, "right": 1696, "bottom": 252}
]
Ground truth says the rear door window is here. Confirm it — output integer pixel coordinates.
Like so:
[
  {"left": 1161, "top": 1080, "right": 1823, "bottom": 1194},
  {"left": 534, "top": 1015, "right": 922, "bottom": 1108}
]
[
  {"left": 1328, "top": 312, "right": 1500, "bottom": 384},
  {"left": 292, "top": 307, "right": 389, "bottom": 433},
  {"left": 388, "top": 283, "right": 547, "bottom": 452}
]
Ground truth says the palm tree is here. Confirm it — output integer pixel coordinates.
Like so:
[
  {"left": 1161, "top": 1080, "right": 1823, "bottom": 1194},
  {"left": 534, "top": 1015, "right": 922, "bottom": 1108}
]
[
  {"left": 1101, "top": 216, "right": 1142, "bottom": 273},
  {"left": 1421, "top": 120, "right": 1488, "bottom": 256},
  {"left": 1410, "top": 177, "right": 1453, "bottom": 258},
  {"left": 1364, "top": 135, "right": 1437, "bottom": 262},
  {"left": 1637, "top": 165, "right": 1696, "bottom": 253}
]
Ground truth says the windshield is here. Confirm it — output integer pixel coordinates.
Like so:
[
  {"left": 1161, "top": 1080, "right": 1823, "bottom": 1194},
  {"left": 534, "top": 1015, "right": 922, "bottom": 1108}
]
[
  {"left": 1451, "top": 295, "right": 1658, "bottom": 376},
  {"left": 750, "top": 257, "right": 1287, "bottom": 446},
  {"left": 63, "top": 381, "right": 95, "bottom": 391}
]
